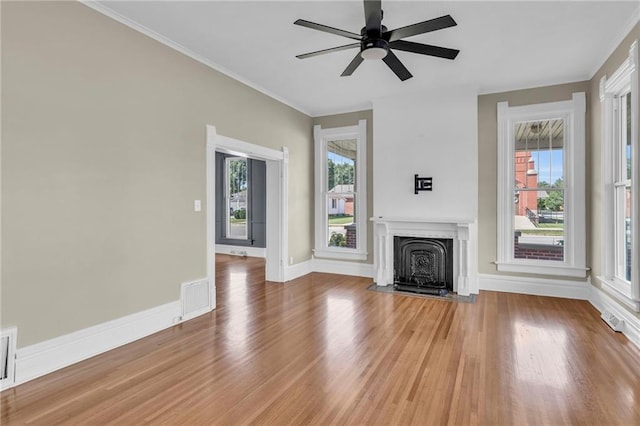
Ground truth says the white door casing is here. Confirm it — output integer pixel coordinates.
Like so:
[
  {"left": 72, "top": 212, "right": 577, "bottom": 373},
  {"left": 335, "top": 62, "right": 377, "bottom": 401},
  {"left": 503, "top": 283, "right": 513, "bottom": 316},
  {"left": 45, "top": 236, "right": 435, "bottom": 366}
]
[{"left": 206, "top": 126, "right": 289, "bottom": 309}]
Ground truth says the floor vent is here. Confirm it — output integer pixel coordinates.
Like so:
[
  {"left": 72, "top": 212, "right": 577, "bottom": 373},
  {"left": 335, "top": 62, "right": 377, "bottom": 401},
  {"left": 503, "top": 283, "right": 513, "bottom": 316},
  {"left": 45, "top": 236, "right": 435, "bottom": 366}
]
[
  {"left": 181, "top": 279, "right": 211, "bottom": 320},
  {"left": 1, "top": 328, "right": 17, "bottom": 390},
  {"left": 601, "top": 309, "right": 624, "bottom": 332}
]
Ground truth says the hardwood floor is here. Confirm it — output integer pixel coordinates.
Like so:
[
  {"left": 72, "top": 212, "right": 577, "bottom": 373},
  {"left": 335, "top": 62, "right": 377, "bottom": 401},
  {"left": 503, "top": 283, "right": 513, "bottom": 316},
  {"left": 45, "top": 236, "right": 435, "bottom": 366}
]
[{"left": 2, "top": 254, "right": 640, "bottom": 425}]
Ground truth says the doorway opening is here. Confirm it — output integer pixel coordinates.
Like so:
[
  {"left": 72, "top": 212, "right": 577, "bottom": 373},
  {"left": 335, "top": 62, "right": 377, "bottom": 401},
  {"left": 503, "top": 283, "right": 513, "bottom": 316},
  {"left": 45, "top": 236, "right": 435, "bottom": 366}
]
[{"left": 206, "top": 126, "right": 288, "bottom": 310}]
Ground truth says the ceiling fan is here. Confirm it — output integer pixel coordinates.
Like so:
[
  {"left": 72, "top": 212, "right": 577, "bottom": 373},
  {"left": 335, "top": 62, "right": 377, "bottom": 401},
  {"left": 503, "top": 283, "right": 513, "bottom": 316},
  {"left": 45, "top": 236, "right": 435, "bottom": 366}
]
[{"left": 294, "top": 0, "right": 460, "bottom": 81}]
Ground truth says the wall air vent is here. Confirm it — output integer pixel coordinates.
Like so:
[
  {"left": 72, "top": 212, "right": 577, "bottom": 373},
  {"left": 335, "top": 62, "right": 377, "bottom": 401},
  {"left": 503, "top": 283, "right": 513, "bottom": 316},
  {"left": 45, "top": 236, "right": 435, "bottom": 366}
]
[
  {"left": 0, "top": 328, "right": 17, "bottom": 390},
  {"left": 601, "top": 309, "right": 624, "bottom": 332},
  {"left": 181, "top": 279, "right": 211, "bottom": 321}
]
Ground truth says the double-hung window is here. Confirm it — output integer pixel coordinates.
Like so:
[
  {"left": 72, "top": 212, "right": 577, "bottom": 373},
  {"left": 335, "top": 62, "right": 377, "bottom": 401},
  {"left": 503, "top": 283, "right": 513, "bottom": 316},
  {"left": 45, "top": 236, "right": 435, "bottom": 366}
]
[
  {"left": 313, "top": 120, "right": 367, "bottom": 260},
  {"left": 496, "top": 93, "right": 586, "bottom": 277},
  {"left": 225, "top": 156, "right": 249, "bottom": 240},
  {"left": 599, "top": 41, "right": 639, "bottom": 311}
]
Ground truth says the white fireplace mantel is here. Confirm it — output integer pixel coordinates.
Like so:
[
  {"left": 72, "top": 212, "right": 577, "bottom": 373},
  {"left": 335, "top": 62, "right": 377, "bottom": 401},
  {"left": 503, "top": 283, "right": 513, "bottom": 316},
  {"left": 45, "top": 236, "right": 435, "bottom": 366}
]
[{"left": 371, "top": 217, "right": 475, "bottom": 296}]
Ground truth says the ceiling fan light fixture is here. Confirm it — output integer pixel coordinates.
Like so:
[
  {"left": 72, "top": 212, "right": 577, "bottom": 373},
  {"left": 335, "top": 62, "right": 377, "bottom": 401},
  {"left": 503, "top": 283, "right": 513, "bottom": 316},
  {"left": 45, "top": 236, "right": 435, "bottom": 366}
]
[
  {"left": 361, "top": 46, "right": 388, "bottom": 60},
  {"left": 530, "top": 122, "right": 541, "bottom": 134},
  {"left": 360, "top": 38, "right": 389, "bottom": 60}
]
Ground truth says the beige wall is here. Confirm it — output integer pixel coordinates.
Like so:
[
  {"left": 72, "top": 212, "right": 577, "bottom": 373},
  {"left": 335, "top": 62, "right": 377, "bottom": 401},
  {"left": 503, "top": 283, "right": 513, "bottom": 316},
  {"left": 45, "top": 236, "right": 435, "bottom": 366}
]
[
  {"left": 477, "top": 81, "right": 591, "bottom": 277},
  {"left": 589, "top": 22, "right": 640, "bottom": 316},
  {"left": 312, "top": 110, "right": 374, "bottom": 264},
  {"left": 1, "top": 1, "right": 313, "bottom": 347}
]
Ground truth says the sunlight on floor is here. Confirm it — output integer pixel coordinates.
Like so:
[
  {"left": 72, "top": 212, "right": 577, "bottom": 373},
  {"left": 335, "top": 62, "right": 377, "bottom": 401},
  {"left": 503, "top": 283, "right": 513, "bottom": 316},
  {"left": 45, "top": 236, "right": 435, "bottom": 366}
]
[
  {"left": 226, "top": 270, "right": 250, "bottom": 355},
  {"left": 512, "top": 320, "right": 569, "bottom": 389},
  {"left": 324, "top": 295, "right": 356, "bottom": 358}
]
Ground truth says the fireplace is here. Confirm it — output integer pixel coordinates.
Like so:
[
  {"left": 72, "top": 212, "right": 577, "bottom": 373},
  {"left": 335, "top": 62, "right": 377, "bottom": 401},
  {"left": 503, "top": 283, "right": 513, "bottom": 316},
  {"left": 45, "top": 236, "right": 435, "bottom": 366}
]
[
  {"left": 371, "top": 217, "right": 476, "bottom": 296},
  {"left": 394, "top": 237, "right": 453, "bottom": 295}
]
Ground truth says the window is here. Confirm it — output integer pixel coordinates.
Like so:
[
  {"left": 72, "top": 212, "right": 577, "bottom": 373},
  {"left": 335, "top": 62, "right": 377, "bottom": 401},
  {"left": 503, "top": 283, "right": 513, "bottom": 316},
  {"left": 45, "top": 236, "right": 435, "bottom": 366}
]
[
  {"left": 598, "top": 41, "right": 638, "bottom": 311},
  {"left": 215, "top": 152, "right": 267, "bottom": 248},
  {"left": 615, "top": 92, "right": 632, "bottom": 282},
  {"left": 225, "top": 157, "right": 248, "bottom": 240},
  {"left": 496, "top": 93, "right": 586, "bottom": 277},
  {"left": 313, "top": 121, "right": 367, "bottom": 260},
  {"left": 513, "top": 119, "right": 566, "bottom": 262}
]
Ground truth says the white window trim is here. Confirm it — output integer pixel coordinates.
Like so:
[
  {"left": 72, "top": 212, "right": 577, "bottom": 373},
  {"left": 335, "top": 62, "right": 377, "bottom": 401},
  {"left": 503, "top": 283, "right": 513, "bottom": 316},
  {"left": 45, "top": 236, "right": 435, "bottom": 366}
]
[
  {"left": 598, "top": 40, "right": 639, "bottom": 311},
  {"left": 496, "top": 93, "right": 587, "bottom": 278},
  {"left": 313, "top": 120, "right": 367, "bottom": 261}
]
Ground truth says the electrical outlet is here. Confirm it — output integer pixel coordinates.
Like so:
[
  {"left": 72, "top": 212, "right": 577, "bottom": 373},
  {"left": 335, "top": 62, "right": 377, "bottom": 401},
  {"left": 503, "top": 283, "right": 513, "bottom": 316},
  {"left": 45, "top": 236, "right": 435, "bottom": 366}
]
[{"left": 289, "top": 257, "right": 294, "bottom": 265}]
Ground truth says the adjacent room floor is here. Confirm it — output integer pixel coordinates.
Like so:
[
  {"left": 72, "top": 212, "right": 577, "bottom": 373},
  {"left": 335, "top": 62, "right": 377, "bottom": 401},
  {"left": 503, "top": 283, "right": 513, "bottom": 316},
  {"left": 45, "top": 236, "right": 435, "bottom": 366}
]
[{"left": 2, "top": 254, "right": 639, "bottom": 425}]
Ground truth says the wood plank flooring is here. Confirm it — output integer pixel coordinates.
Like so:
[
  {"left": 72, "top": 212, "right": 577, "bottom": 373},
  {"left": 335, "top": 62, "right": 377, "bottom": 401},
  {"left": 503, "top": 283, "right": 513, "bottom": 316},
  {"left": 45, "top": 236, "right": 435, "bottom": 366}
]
[{"left": 2, "top": 254, "right": 640, "bottom": 425}]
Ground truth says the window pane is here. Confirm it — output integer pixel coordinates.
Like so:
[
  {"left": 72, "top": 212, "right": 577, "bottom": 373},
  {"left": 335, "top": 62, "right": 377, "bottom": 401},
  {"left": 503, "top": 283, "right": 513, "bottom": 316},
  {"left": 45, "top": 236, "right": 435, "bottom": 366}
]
[
  {"left": 514, "top": 189, "right": 564, "bottom": 261},
  {"left": 625, "top": 186, "right": 632, "bottom": 281},
  {"left": 625, "top": 92, "right": 632, "bottom": 180},
  {"left": 514, "top": 119, "right": 564, "bottom": 190},
  {"left": 513, "top": 119, "right": 564, "bottom": 262},
  {"left": 327, "top": 195, "right": 356, "bottom": 249},
  {"left": 226, "top": 157, "right": 248, "bottom": 240},
  {"left": 327, "top": 139, "right": 357, "bottom": 192}
]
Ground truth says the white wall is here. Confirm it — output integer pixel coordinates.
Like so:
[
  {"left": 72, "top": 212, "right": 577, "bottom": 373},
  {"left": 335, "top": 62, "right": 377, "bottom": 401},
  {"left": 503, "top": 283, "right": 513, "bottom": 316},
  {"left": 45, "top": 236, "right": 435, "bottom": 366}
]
[
  {"left": 372, "top": 87, "right": 479, "bottom": 293},
  {"left": 373, "top": 87, "right": 478, "bottom": 219}
]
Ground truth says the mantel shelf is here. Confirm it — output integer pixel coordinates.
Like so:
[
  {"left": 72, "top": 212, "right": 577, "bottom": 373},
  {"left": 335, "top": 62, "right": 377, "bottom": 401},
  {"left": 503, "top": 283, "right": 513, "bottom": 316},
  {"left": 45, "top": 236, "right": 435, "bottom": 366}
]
[{"left": 370, "top": 217, "right": 475, "bottom": 225}]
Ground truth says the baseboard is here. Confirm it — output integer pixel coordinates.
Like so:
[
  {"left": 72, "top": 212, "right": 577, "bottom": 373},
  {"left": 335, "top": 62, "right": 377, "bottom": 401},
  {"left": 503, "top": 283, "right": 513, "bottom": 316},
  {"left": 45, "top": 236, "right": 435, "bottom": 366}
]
[
  {"left": 14, "top": 300, "right": 182, "bottom": 386},
  {"left": 283, "top": 258, "right": 374, "bottom": 282},
  {"left": 284, "top": 260, "right": 313, "bottom": 281},
  {"left": 589, "top": 285, "right": 640, "bottom": 349},
  {"left": 312, "top": 258, "right": 374, "bottom": 278},
  {"left": 215, "top": 244, "right": 266, "bottom": 258},
  {"left": 478, "top": 273, "right": 590, "bottom": 300}
]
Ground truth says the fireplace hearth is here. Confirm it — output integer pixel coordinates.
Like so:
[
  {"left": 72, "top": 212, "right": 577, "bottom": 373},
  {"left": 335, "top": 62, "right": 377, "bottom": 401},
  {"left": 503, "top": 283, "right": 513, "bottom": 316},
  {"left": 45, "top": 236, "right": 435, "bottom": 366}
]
[
  {"left": 372, "top": 217, "right": 475, "bottom": 295},
  {"left": 394, "top": 237, "right": 454, "bottom": 295}
]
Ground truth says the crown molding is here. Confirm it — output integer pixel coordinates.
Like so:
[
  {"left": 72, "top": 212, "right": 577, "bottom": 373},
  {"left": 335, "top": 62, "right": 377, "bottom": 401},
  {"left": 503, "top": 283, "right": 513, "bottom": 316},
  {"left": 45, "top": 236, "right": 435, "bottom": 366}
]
[{"left": 590, "top": 3, "right": 640, "bottom": 78}]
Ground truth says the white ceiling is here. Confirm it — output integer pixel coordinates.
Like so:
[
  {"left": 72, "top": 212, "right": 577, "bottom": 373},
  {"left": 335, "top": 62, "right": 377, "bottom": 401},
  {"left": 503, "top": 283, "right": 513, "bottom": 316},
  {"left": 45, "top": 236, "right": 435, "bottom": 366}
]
[{"left": 91, "top": 1, "right": 639, "bottom": 117}]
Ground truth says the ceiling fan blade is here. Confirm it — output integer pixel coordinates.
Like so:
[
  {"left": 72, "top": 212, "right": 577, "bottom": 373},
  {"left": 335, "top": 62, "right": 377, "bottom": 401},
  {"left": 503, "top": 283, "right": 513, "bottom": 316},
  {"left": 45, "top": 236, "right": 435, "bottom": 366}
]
[
  {"left": 363, "top": 0, "right": 382, "bottom": 34},
  {"left": 382, "top": 51, "right": 412, "bottom": 81},
  {"left": 296, "top": 43, "right": 361, "bottom": 59},
  {"left": 389, "top": 40, "right": 459, "bottom": 60},
  {"left": 341, "top": 53, "right": 365, "bottom": 76},
  {"left": 294, "top": 19, "right": 362, "bottom": 41},
  {"left": 385, "top": 15, "right": 457, "bottom": 42}
]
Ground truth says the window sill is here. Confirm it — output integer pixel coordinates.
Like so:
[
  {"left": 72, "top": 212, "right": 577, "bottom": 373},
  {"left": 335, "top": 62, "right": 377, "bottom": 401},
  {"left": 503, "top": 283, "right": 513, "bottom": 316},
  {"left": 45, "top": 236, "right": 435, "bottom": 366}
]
[
  {"left": 313, "top": 248, "right": 368, "bottom": 261},
  {"left": 496, "top": 261, "right": 588, "bottom": 278},
  {"left": 596, "top": 276, "right": 640, "bottom": 312}
]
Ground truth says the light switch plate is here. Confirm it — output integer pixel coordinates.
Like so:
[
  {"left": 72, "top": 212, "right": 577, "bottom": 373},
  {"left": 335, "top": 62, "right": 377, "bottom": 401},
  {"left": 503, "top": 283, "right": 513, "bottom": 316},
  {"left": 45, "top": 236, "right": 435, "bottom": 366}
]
[{"left": 194, "top": 200, "right": 201, "bottom": 212}]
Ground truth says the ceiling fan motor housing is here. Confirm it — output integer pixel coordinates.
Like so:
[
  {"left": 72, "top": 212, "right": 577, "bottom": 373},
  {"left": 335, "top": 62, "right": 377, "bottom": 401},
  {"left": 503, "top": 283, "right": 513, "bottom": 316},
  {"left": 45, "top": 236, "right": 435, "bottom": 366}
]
[
  {"left": 360, "top": 24, "right": 389, "bottom": 59},
  {"left": 360, "top": 38, "right": 389, "bottom": 60},
  {"left": 361, "top": 38, "right": 389, "bottom": 56}
]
